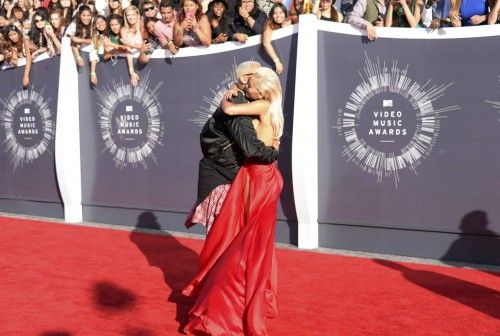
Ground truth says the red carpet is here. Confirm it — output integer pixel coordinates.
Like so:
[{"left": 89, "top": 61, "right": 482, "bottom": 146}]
[{"left": 0, "top": 215, "right": 499, "bottom": 336}]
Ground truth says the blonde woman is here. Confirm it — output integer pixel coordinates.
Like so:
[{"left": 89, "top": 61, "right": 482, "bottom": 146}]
[
  {"left": 121, "top": 5, "right": 146, "bottom": 83},
  {"left": 183, "top": 67, "right": 284, "bottom": 336}
]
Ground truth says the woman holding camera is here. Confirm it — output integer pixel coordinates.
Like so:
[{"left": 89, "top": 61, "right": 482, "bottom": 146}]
[{"left": 173, "top": 0, "right": 211, "bottom": 47}]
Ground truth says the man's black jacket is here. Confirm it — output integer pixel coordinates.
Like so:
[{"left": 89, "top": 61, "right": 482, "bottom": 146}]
[{"left": 197, "top": 92, "right": 278, "bottom": 203}]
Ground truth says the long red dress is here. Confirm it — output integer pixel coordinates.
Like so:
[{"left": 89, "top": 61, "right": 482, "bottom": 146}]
[{"left": 182, "top": 161, "right": 283, "bottom": 336}]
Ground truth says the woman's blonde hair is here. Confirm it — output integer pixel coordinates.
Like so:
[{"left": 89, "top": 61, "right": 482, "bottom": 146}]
[
  {"left": 123, "top": 5, "right": 141, "bottom": 32},
  {"left": 252, "top": 67, "right": 284, "bottom": 140}
]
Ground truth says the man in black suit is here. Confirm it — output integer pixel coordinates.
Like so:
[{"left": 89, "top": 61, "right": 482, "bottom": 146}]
[{"left": 186, "top": 61, "right": 279, "bottom": 231}]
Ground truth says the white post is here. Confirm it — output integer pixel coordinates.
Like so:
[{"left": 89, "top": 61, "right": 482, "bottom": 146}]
[
  {"left": 55, "top": 37, "right": 82, "bottom": 222},
  {"left": 292, "top": 14, "right": 319, "bottom": 249}
]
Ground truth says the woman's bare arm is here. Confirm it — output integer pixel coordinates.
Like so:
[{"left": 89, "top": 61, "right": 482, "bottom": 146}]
[{"left": 221, "top": 99, "right": 269, "bottom": 117}]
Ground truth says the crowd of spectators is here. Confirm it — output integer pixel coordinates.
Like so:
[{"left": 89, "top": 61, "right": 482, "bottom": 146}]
[{"left": 0, "top": 0, "right": 499, "bottom": 87}]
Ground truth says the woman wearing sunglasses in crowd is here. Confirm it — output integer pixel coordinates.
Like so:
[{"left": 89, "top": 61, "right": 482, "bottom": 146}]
[
  {"left": 28, "top": 12, "right": 61, "bottom": 59},
  {"left": 141, "top": 1, "right": 159, "bottom": 19}
]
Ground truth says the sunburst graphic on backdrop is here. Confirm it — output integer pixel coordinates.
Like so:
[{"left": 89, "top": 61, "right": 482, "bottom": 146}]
[
  {"left": 96, "top": 70, "right": 165, "bottom": 169},
  {"left": 0, "top": 86, "right": 54, "bottom": 170},
  {"left": 485, "top": 76, "right": 500, "bottom": 119},
  {"left": 336, "top": 53, "right": 461, "bottom": 188},
  {"left": 190, "top": 59, "right": 239, "bottom": 127}
]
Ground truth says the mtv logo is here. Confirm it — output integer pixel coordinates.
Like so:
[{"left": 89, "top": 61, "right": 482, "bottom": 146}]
[
  {"left": 24, "top": 108, "right": 31, "bottom": 114},
  {"left": 126, "top": 105, "right": 133, "bottom": 112},
  {"left": 383, "top": 100, "right": 393, "bottom": 107}
]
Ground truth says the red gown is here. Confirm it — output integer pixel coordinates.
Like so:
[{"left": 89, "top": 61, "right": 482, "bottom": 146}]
[{"left": 182, "top": 161, "right": 283, "bottom": 336}]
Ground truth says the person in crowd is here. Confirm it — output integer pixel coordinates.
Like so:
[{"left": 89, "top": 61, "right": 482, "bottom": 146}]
[
  {"left": 288, "top": 0, "right": 304, "bottom": 23},
  {"left": 69, "top": 5, "right": 92, "bottom": 71},
  {"left": 256, "top": 0, "right": 278, "bottom": 16},
  {"left": 108, "top": 0, "right": 124, "bottom": 15},
  {"left": 60, "top": 0, "right": 75, "bottom": 29},
  {"left": 426, "top": 0, "right": 452, "bottom": 28},
  {"left": 94, "top": 0, "right": 110, "bottom": 15},
  {"left": 0, "top": 34, "right": 5, "bottom": 66},
  {"left": 48, "top": 1, "right": 62, "bottom": 12},
  {"left": 173, "top": 0, "right": 211, "bottom": 47},
  {"left": 453, "top": 0, "right": 489, "bottom": 26},
  {"left": 121, "top": 5, "right": 144, "bottom": 52},
  {"left": 385, "top": 0, "right": 424, "bottom": 27},
  {"left": 183, "top": 65, "right": 284, "bottom": 336},
  {"left": 48, "top": 0, "right": 62, "bottom": 8},
  {"left": 89, "top": 14, "right": 108, "bottom": 84},
  {"left": 315, "top": 0, "right": 343, "bottom": 21},
  {"left": 206, "top": 0, "right": 232, "bottom": 44},
  {"left": 121, "top": 4, "right": 152, "bottom": 65},
  {"left": 0, "top": 9, "right": 9, "bottom": 28},
  {"left": 262, "top": 3, "right": 290, "bottom": 75},
  {"left": 104, "top": 13, "right": 134, "bottom": 63},
  {"left": 17, "top": 0, "right": 31, "bottom": 20},
  {"left": 49, "top": 8, "right": 65, "bottom": 39},
  {"left": 71, "top": 0, "right": 83, "bottom": 11},
  {"left": 488, "top": 0, "right": 500, "bottom": 23},
  {"left": 348, "top": 0, "right": 386, "bottom": 41},
  {"left": 2, "top": 0, "right": 14, "bottom": 19},
  {"left": 153, "top": 0, "right": 178, "bottom": 53},
  {"left": 83, "top": 0, "right": 98, "bottom": 14},
  {"left": 139, "top": 16, "right": 161, "bottom": 61},
  {"left": 91, "top": 14, "right": 139, "bottom": 86},
  {"left": 3, "top": 24, "right": 32, "bottom": 87},
  {"left": 11, "top": 5, "right": 27, "bottom": 25},
  {"left": 8, "top": 17, "right": 24, "bottom": 31},
  {"left": 32, "top": 0, "right": 44, "bottom": 14},
  {"left": 231, "top": 0, "right": 267, "bottom": 43},
  {"left": 121, "top": 4, "right": 147, "bottom": 83},
  {"left": 28, "top": 11, "right": 61, "bottom": 58},
  {"left": 141, "top": 0, "right": 159, "bottom": 18},
  {"left": 106, "top": 12, "right": 126, "bottom": 51}
]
